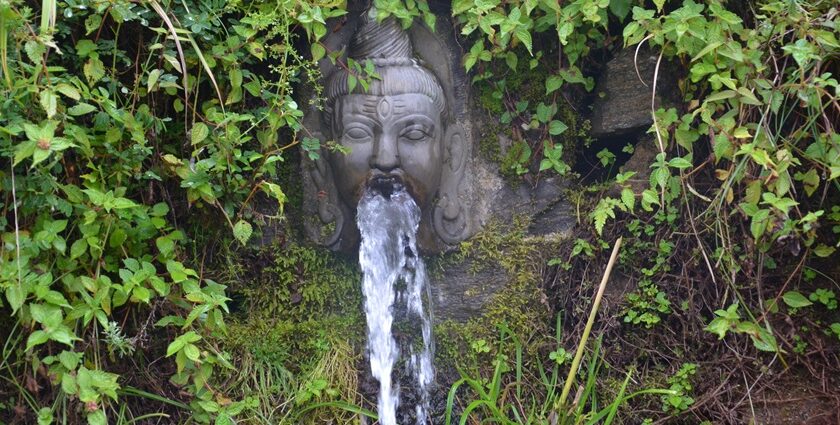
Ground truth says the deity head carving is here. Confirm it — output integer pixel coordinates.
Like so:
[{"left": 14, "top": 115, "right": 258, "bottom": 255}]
[{"left": 307, "top": 11, "right": 470, "bottom": 253}]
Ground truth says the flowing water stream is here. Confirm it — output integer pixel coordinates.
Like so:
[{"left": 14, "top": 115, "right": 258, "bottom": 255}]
[{"left": 357, "top": 186, "right": 434, "bottom": 425}]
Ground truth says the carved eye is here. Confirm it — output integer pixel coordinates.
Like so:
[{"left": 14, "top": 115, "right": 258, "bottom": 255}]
[
  {"left": 343, "top": 126, "right": 372, "bottom": 143},
  {"left": 400, "top": 126, "right": 431, "bottom": 142}
]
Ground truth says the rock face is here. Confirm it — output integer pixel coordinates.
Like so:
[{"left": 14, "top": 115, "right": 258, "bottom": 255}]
[{"left": 590, "top": 47, "right": 680, "bottom": 138}]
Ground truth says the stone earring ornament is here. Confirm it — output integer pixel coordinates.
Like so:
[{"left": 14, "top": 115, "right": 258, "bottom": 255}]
[
  {"left": 307, "top": 140, "right": 346, "bottom": 248},
  {"left": 433, "top": 125, "right": 469, "bottom": 244}
]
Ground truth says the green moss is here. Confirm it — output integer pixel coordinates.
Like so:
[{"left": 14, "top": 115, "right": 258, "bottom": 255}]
[
  {"left": 209, "top": 241, "right": 365, "bottom": 422},
  {"left": 477, "top": 122, "right": 506, "bottom": 163},
  {"left": 435, "top": 217, "right": 559, "bottom": 366},
  {"left": 215, "top": 241, "right": 363, "bottom": 371},
  {"left": 478, "top": 84, "right": 505, "bottom": 115}
]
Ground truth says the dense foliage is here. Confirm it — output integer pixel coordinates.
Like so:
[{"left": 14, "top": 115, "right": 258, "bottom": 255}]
[
  {"left": 0, "top": 0, "right": 344, "bottom": 422},
  {"left": 0, "top": 0, "right": 837, "bottom": 423}
]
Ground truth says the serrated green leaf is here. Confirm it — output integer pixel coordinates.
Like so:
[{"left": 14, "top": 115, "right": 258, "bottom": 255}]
[
  {"left": 621, "top": 187, "right": 635, "bottom": 212},
  {"left": 84, "top": 57, "right": 105, "bottom": 84},
  {"left": 40, "top": 90, "right": 58, "bottom": 118},
  {"left": 705, "top": 317, "right": 730, "bottom": 339},
  {"left": 513, "top": 27, "right": 532, "bottom": 55},
  {"left": 191, "top": 122, "right": 209, "bottom": 146},
  {"left": 233, "top": 220, "right": 252, "bottom": 245},
  {"left": 55, "top": 84, "right": 81, "bottom": 100},
  {"left": 87, "top": 410, "right": 106, "bottom": 425}
]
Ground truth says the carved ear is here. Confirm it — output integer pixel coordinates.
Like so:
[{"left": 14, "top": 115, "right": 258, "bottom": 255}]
[
  {"left": 307, "top": 133, "right": 344, "bottom": 248},
  {"left": 444, "top": 124, "right": 466, "bottom": 175},
  {"left": 434, "top": 124, "right": 469, "bottom": 244}
]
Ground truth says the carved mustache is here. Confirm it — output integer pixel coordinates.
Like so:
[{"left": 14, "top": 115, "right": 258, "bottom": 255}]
[{"left": 367, "top": 173, "right": 405, "bottom": 199}]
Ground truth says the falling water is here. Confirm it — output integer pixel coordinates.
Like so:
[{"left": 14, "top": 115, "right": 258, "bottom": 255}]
[{"left": 357, "top": 186, "right": 434, "bottom": 425}]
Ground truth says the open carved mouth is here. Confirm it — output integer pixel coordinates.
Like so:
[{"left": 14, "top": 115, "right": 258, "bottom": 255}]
[{"left": 367, "top": 174, "right": 404, "bottom": 199}]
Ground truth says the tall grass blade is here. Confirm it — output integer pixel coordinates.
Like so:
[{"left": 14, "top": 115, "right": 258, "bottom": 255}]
[
  {"left": 118, "top": 386, "right": 189, "bottom": 410},
  {"left": 0, "top": 3, "right": 11, "bottom": 88},
  {"left": 186, "top": 34, "right": 225, "bottom": 110},
  {"left": 148, "top": 1, "right": 189, "bottom": 128},
  {"left": 445, "top": 377, "right": 467, "bottom": 425},
  {"left": 39, "top": 0, "right": 56, "bottom": 36}
]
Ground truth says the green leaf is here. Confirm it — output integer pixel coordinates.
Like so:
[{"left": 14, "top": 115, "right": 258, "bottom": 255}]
[
  {"left": 191, "top": 122, "right": 210, "bottom": 146},
  {"left": 6, "top": 284, "right": 26, "bottom": 313},
  {"left": 87, "top": 410, "right": 106, "bottom": 425},
  {"left": 504, "top": 51, "right": 518, "bottom": 70},
  {"left": 548, "top": 120, "right": 568, "bottom": 135},
  {"left": 513, "top": 27, "right": 533, "bottom": 55},
  {"left": 84, "top": 57, "right": 105, "bottom": 84},
  {"left": 75, "top": 39, "right": 97, "bottom": 57},
  {"left": 261, "top": 182, "right": 287, "bottom": 214},
  {"left": 147, "top": 68, "right": 162, "bottom": 91},
  {"left": 813, "top": 244, "right": 836, "bottom": 258},
  {"left": 546, "top": 75, "right": 563, "bottom": 94},
  {"left": 184, "top": 343, "right": 200, "bottom": 361},
  {"left": 749, "top": 209, "right": 770, "bottom": 240},
  {"left": 59, "top": 351, "right": 82, "bottom": 370},
  {"left": 653, "top": 0, "right": 665, "bottom": 12},
  {"left": 55, "top": 84, "right": 81, "bottom": 100},
  {"left": 25, "top": 40, "right": 46, "bottom": 64},
  {"left": 621, "top": 187, "right": 635, "bottom": 212},
  {"left": 311, "top": 43, "right": 326, "bottom": 61},
  {"left": 68, "top": 103, "right": 97, "bottom": 116},
  {"left": 233, "top": 220, "right": 253, "bottom": 245},
  {"left": 166, "top": 331, "right": 201, "bottom": 357},
  {"left": 609, "top": 0, "right": 632, "bottom": 20},
  {"left": 37, "top": 407, "right": 53, "bottom": 425},
  {"left": 156, "top": 236, "right": 175, "bottom": 258},
  {"left": 668, "top": 157, "right": 693, "bottom": 169},
  {"left": 40, "top": 90, "right": 58, "bottom": 118},
  {"left": 641, "top": 189, "right": 659, "bottom": 211},
  {"left": 347, "top": 74, "right": 357, "bottom": 93},
  {"left": 782, "top": 39, "right": 818, "bottom": 69},
  {"left": 166, "top": 261, "right": 189, "bottom": 283},
  {"left": 705, "top": 317, "right": 730, "bottom": 339},
  {"left": 215, "top": 413, "right": 235, "bottom": 425},
  {"left": 31, "top": 303, "right": 62, "bottom": 326},
  {"left": 782, "top": 291, "right": 813, "bottom": 308},
  {"left": 26, "top": 330, "right": 50, "bottom": 351}
]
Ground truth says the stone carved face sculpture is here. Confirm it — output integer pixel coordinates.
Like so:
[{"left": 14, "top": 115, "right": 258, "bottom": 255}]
[{"left": 309, "top": 13, "right": 469, "bottom": 253}]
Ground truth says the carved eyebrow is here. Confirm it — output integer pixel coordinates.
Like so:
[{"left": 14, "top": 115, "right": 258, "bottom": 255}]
[
  {"left": 341, "top": 115, "right": 378, "bottom": 129},
  {"left": 394, "top": 115, "right": 436, "bottom": 131}
]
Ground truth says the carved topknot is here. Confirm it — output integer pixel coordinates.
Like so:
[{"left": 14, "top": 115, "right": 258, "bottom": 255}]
[{"left": 348, "top": 14, "right": 412, "bottom": 60}]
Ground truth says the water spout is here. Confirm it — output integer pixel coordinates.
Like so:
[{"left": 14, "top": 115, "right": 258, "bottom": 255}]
[{"left": 357, "top": 187, "right": 434, "bottom": 425}]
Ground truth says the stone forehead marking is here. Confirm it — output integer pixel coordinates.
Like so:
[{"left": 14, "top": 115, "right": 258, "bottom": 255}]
[{"left": 377, "top": 97, "right": 391, "bottom": 120}]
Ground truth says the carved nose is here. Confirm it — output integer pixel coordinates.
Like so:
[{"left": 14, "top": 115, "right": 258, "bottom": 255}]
[{"left": 370, "top": 136, "right": 400, "bottom": 172}]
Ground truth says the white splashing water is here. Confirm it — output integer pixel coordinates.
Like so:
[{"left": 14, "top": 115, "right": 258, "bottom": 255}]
[{"left": 357, "top": 187, "right": 434, "bottom": 425}]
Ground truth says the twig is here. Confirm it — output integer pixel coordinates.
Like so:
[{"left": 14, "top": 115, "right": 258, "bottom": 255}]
[{"left": 557, "top": 237, "right": 623, "bottom": 413}]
